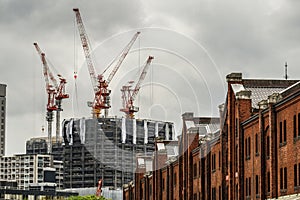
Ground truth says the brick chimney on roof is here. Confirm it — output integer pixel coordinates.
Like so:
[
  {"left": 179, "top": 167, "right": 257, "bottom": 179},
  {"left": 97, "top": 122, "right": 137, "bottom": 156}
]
[{"left": 226, "top": 72, "right": 242, "bottom": 83}]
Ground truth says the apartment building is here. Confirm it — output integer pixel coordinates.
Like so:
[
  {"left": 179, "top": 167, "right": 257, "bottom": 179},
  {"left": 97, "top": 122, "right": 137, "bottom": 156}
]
[{"left": 0, "top": 154, "right": 63, "bottom": 190}]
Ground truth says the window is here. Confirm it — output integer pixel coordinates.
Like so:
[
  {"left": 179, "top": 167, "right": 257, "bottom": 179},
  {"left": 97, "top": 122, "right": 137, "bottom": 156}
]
[
  {"left": 295, "top": 164, "right": 297, "bottom": 187},
  {"left": 140, "top": 187, "right": 143, "bottom": 200},
  {"left": 249, "top": 177, "right": 251, "bottom": 196},
  {"left": 194, "top": 163, "right": 197, "bottom": 177},
  {"left": 246, "top": 177, "right": 251, "bottom": 197},
  {"left": 248, "top": 137, "right": 251, "bottom": 158},
  {"left": 294, "top": 115, "right": 297, "bottom": 139},
  {"left": 235, "top": 118, "right": 239, "bottom": 138},
  {"left": 212, "top": 187, "right": 216, "bottom": 200},
  {"left": 266, "top": 136, "right": 270, "bottom": 159},
  {"left": 174, "top": 172, "right": 177, "bottom": 186},
  {"left": 162, "top": 178, "right": 165, "bottom": 191},
  {"left": 255, "top": 134, "right": 259, "bottom": 155},
  {"left": 219, "top": 186, "right": 222, "bottom": 200},
  {"left": 256, "top": 175, "right": 259, "bottom": 195},
  {"left": 245, "top": 137, "right": 251, "bottom": 160},
  {"left": 284, "top": 167, "right": 287, "bottom": 190},
  {"left": 235, "top": 145, "right": 238, "bottom": 170},
  {"left": 245, "top": 138, "right": 248, "bottom": 160},
  {"left": 212, "top": 154, "right": 216, "bottom": 172},
  {"left": 280, "top": 167, "right": 288, "bottom": 190},
  {"left": 267, "top": 172, "right": 270, "bottom": 193},
  {"left": 280, "top": 122, "right": 283, "bottom": 144},
  {"left": 280, "top": 168, "right": 283, "bottom": 189},
  {"left": 298, "top": 113, "right": 300, "bottom": 137},
  {"left": 283, "top": 120, "right": 287, "bottom": 143},
  {"left": 299, "top": 163, "right": 300, "bottom": 188},
  {"left": 219, "top": 151, "right": 221, "bottom": 169},
  {"left": 193, "top": 193, "right": 197, "bottom": 200}
]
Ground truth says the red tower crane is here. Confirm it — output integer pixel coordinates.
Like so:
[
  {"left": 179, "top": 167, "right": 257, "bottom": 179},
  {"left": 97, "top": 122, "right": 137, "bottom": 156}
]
[
  {"left": 34, "top": 43, "right": 69, "bottom": 153},
  {"left": 73, "top": 8, "right": 140, "bottom": 118},
  {"left": 96, "top": 179, "right": 103, "bottom": 197},
  {"left": 120, "top": 56, "right": 154, "bottom": 118}
]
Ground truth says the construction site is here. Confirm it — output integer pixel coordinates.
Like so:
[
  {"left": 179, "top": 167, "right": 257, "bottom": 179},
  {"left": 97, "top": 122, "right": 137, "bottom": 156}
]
[
  {"left": 62, "top": 117, "right": 174, "bottom": 189},
  {"left": 26, "top": 7, "right": 178, "bottom": 199}
]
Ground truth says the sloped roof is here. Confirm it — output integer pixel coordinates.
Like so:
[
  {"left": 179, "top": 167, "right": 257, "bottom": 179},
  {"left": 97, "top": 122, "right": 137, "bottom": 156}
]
[
  {"left": 243, "top": 79, "right": 299, "bottom": 108},
  {"left": 244, "top": 87, "right": 283, "bottom": 108},
  {"left": 189, "top": 117, "right": 220, "bottom": 136}
]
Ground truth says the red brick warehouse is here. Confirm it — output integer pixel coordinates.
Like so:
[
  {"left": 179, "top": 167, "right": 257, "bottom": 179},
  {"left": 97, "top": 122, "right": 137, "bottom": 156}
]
[{"left": 123, "top": 72, "right": 300, "bottom": 200}]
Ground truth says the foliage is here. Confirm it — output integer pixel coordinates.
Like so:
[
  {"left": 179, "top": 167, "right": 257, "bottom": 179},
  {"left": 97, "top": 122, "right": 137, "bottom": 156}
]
[{"left": 67, "top": 195, "right": 111, "bottom": 200}]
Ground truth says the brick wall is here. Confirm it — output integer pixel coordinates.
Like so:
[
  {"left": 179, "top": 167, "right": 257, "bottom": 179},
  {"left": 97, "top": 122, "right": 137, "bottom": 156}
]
[{"left": 124, "top": 73, "right": 300, "bottom": 200}]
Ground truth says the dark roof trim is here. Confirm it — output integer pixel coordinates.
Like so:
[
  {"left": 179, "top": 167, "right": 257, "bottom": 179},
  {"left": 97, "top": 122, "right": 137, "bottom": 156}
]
[
  {"left": 241, "top": 114, "right": 259, "bottom": 127},
  {"left": 243, "top": 79, "right": 299, "bottom": 88},
  {"left": 275, "top": 89, "right": 300, "bottom": 109}
]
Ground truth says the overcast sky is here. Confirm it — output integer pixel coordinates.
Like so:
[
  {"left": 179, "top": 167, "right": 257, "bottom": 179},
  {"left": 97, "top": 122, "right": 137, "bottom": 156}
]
[{"left": 1, "top": 0, "right": 300, "bottom": 155}]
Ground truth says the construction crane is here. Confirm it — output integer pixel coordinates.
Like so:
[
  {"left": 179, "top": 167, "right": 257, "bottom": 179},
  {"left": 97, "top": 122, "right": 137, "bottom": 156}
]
[
  {"left": 73, "top": 8, "right": 140, "bottom": 118},
  {"left": 33, "top": 43, "right": 69, "bottom": 153},
  {"left": 120, "top": 56, "right": 154, "bottom": 118}
]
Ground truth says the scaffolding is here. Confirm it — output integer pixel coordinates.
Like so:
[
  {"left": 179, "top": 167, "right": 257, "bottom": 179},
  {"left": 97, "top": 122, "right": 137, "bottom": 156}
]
[{"left": 62, "top": 117, "right": 175, "bottom": 189}]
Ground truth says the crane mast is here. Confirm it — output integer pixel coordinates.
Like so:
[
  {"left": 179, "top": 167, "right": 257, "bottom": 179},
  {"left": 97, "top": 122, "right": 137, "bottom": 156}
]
[
  {"left": 120, "top": 56, "right": 154, "bottom": 118},
  {"left": 73, "top": 8, "right": 140, "bottom": 118},
  {"left": 34, "top": 43, "right": 69, "bottom": 153}
]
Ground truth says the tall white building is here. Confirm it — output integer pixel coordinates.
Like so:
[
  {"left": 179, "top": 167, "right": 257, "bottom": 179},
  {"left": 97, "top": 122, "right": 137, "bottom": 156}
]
[
  {"left": 0, "top": 154, "right": 63, "bottom": 190},
  {"left": 0, "top": 84, "right": 6, "bottom": 156}
]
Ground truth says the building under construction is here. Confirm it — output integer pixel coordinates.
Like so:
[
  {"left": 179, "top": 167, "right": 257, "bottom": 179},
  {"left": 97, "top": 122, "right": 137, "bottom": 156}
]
[
  {"left": 62, "top": 117, "right": 174, "bottom": 189},
  {"left": 26, "top": 137, "right": 64, "bottom": 161}
]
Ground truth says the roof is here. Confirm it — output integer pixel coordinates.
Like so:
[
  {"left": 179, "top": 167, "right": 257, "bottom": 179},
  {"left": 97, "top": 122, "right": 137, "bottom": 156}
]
[
  {"left": 238, "top": 79, "right": 299, "bottom": 108},
  {"left": 192, "top": 117, "right": 220, "bottom": 136},
  {"left": 244, "top": 87, "right": 283, "bottom": 108}
]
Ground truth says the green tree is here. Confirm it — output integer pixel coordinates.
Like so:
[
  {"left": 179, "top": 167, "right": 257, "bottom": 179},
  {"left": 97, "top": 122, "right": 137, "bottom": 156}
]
[{"left": 67, "top": 195, "right": 111, "bottom": 200}]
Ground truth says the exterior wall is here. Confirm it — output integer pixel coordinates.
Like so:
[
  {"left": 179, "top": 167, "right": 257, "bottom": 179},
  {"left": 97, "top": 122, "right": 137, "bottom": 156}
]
[
  {"left": 161, "top": 168, "right": 167, "bottom": 200},
  {"left": 172, "top": 161, "right": 179, "bottom": 200},
  {"left": 124, "top": 74, "right": 300, "bottom": 200},
  {"left": 26, "top": 137, "right": 64, "bottom": 161},
  {"left": 53, "top": 160, "right": 63, "bottom": 189},
  {"left": 243, "top": 119, "right": 260, "bottom": 199},
  {"left": 0, "top": 154, "right": 53, "bottom": 190},
  {"left": 192, "top": 150, "right": 200, "bottom": 200},
  {"left": 0, "top": 84, "right": 6, "bottom": 156},
  {"left": 210, "top": 141, "right": 222, "bottom": 200},
  {"left": 275, "top": 94, "right": 300, "bottom": 196},
  {"left": 63, "top": 117, "right": 174, "bottom": 189}
]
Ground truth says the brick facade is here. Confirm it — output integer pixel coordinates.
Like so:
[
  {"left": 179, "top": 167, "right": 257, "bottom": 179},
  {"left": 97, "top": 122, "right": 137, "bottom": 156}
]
[{"left": 123, "top": 72, "right": 300, "bottom": 200}]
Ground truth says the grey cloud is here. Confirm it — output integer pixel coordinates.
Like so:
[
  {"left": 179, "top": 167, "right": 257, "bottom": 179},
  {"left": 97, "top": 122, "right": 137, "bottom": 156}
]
[{"left": 1, "top": 0, "right": 300, "bottom": 155}]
